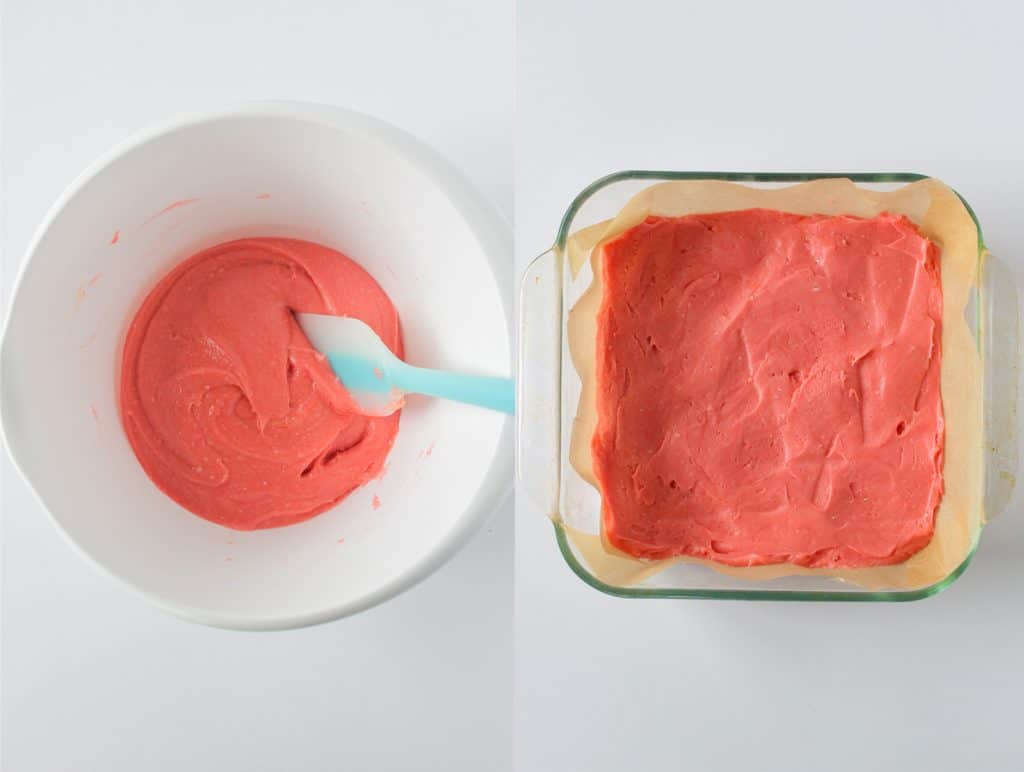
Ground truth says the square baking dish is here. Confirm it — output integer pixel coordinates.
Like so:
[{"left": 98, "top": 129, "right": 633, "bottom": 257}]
[{"left": 518, "top": 171, "right": 1019, "bottom": 601}]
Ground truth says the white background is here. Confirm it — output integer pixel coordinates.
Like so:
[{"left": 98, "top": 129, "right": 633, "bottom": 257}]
[
  {"left": 516, "top": 2, "right": 1024, "bottom": 771},
  {"left": 1, "top": 1, "right": 512, "bottom": 770}
]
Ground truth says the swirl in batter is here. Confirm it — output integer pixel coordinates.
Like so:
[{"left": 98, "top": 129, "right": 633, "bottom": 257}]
[{"left": 120, "top": 238, "right": 402, "bottom": 530}]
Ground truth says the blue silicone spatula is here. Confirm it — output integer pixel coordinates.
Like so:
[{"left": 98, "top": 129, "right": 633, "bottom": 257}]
[{"left": 296, "top": 313, "right": 515, "bottom": 416}]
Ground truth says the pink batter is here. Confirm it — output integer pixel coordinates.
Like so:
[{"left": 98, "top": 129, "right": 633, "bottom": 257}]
[
  {"left": 593, "top": 211, "right": 944, "bottom": 568},
  {"left": 120, "top": 238, "right": 402, "bottom": 530}
]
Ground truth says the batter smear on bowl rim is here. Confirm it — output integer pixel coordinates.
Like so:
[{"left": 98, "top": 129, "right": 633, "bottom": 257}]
[
  {"left": 120, "top": 237, "right": 402, "bottom": 530},
  {"left": 592, "top": 209, "right": 944, "bottom": 568}
]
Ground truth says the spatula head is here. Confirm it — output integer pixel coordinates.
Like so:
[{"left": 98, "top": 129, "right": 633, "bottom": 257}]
[{"left": 295, "top": 313, "right": 405, "bottom": 416}]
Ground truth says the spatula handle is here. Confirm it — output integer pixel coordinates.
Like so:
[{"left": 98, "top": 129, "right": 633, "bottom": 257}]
[{"left": 395, "top": 365, "right": 515, "bottom": 414}]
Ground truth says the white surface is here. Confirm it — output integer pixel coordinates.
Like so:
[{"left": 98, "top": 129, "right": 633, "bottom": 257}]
[
  {"left": 515, "top": 2, "right": 1024, "bottom": 771},
  {"left": 2, "top": 103, "right": 512, "bottom": 630},
  {"left": 2, "top": 0, "right": 512, "bottom": 769}
]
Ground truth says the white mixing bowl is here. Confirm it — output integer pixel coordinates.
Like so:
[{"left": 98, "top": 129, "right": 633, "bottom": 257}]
[{"left": 1, "top": 102, "right": 512, "bottom": 630}]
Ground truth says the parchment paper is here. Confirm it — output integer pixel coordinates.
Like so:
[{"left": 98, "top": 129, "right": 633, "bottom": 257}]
[{"left": 565, "top": 178, "right": 982, "bottom": 590}]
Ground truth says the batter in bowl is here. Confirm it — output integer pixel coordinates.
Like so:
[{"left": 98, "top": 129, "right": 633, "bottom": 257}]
[{"left": 120, "top": 237, "right": 402, "bottom": 530}]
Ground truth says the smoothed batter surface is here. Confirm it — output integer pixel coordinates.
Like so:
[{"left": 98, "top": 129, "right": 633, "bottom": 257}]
[
  {"left": 593, "top": 210, "right": 944, "bottom": 567},
  {"left": 121, "top": 238, "right": 402, "bottom": 530}
]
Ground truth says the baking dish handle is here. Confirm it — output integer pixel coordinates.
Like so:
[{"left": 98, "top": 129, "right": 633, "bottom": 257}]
[
  {"left": 982, "top": 252, "right": 1019, "bottom": 519},
  {"left": 517, "top": 248, "right": 562, "bottom": 516}
]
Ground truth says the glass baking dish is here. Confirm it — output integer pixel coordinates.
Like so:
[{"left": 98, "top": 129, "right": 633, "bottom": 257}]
[{"left": 518, "top": 171, "right": 1019, "bottom": 601}]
